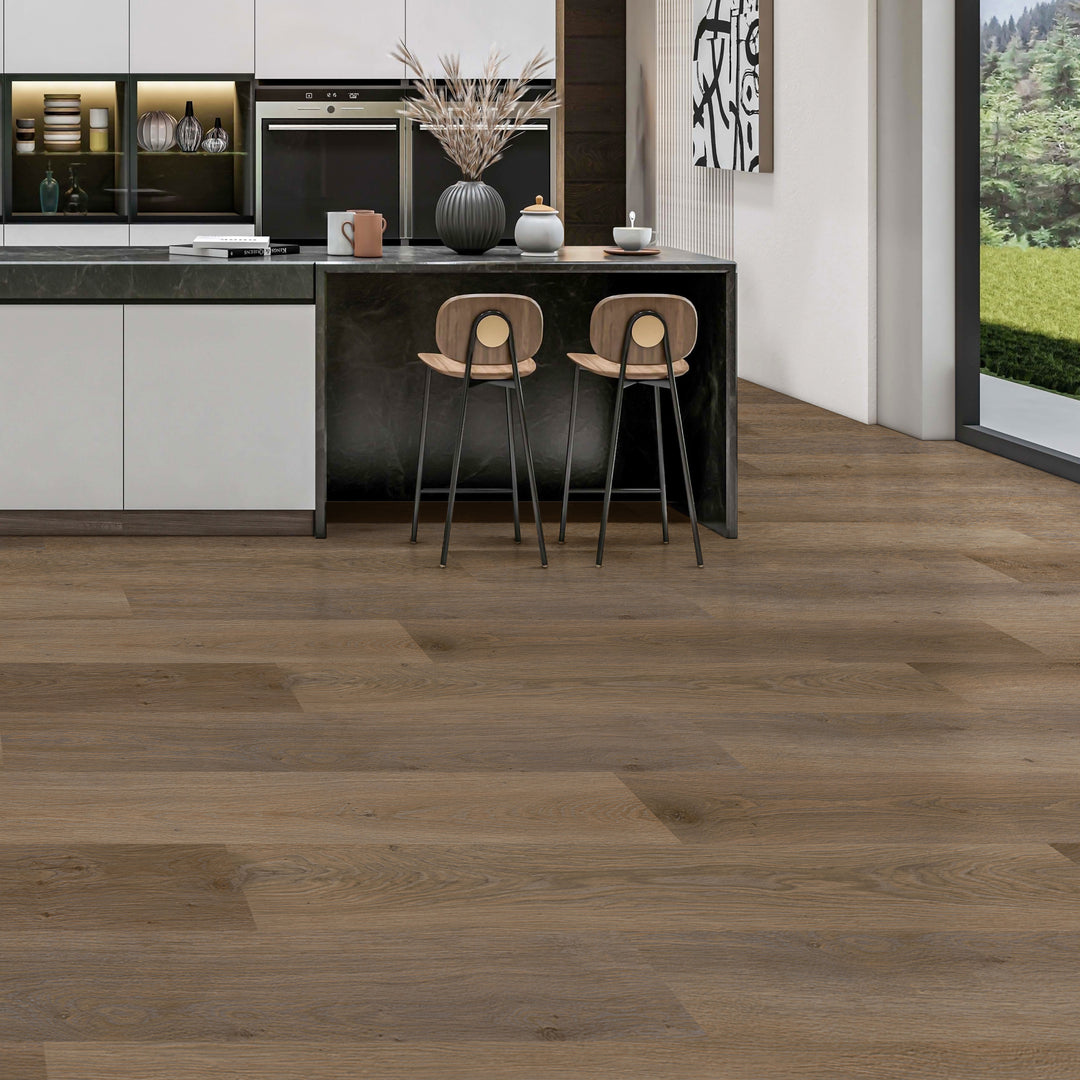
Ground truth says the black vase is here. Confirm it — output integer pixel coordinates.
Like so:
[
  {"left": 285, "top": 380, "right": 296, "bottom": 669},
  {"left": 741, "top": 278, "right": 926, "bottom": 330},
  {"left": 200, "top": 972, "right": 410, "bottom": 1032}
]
[
  {"left": 176, "top": 100, "right": 203, "bottom": 153},
  {"left": 435, "top": 181, "right": 505, "bottom": 255}
]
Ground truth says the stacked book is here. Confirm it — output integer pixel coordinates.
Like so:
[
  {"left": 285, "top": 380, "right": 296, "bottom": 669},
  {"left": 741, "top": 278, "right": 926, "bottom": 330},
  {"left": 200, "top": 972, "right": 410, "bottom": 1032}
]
[
  {"left": 43, "top": 93, "right": 81, "bottom": 151},
  {"left": 168, "top": 236, "right": 300, "bottom": 259}
]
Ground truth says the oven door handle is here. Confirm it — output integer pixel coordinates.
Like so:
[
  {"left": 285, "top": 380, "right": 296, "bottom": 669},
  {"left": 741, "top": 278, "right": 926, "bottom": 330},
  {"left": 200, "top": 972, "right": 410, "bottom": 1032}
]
[
  {"left": 418, "top": 123, "right": 549, "bottom": 132},
  {"left": 267, "top": 124, "right": 399, "bottom": 131}
]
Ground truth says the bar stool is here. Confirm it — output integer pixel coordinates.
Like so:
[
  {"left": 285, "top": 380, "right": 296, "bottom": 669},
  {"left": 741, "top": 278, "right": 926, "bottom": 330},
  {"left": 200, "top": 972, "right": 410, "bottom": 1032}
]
[
  {"left": 559, "top": 294, "right": 704, "bottom": 567},
  {"left": 412, "top": 294, "right": 548, "bottom": 569}
]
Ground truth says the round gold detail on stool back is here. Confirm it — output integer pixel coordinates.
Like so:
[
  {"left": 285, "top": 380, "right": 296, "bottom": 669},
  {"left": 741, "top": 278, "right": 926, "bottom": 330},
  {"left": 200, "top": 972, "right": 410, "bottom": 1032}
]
[
  {"left": 475, "top": 314, "right": 512, "bottom": 350},
  {"left": 631, "top": 314, "right": 666, "bottom": 350}
]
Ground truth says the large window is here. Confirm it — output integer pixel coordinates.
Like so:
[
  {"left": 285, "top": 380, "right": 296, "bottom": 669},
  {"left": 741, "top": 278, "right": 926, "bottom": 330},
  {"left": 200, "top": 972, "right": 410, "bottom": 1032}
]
[{"left": 958, "top": 0, "right": 1080, "bottom": 478}]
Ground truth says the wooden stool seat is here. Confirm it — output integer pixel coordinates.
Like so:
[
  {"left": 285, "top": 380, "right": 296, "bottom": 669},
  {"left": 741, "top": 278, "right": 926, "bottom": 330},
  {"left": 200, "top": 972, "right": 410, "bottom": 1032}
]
[
  {"left": 419, "top": 352, "right": 537, "bottom": 381},
  {"left": 567, "top": 352, "right": 689, "bottom": 381}
]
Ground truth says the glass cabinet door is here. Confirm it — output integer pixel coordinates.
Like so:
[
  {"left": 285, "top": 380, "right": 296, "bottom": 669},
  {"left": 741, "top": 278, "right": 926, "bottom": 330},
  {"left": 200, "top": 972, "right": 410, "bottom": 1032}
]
[
  {"left": 133, "top": 80, "right": 253, "bottom": 223},
  {"left": 8, "top": 80, "right": 127, "bottom": 220}
]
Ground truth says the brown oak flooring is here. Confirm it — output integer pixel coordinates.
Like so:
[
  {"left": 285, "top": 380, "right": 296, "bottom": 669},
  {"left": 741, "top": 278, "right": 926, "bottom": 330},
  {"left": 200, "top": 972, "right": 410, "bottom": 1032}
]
[{"left": 3, "top": 380, "right": 1080, "bottom": 1078}]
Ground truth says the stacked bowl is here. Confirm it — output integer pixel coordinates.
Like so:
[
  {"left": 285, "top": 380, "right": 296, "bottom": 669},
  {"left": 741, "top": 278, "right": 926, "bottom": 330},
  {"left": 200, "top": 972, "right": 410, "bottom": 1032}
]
[
  {"left": 43, "top": 93, "right": 82, "bottom": 152},
  {"left": 14, "top": 118, "right": 35, "bottom": 154}
]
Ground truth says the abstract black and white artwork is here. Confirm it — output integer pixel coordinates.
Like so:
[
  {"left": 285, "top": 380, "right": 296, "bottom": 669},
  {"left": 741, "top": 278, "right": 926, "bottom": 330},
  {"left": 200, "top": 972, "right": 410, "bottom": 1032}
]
[{"left": 693, "top": 0, "right": 773, "bottom": 172}]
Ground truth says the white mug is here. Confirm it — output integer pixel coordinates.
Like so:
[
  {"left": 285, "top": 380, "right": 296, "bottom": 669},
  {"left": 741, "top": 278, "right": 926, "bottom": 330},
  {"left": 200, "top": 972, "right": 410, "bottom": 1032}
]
[{"left": 327, "top": 211, "right": 356, "bottom": 256}]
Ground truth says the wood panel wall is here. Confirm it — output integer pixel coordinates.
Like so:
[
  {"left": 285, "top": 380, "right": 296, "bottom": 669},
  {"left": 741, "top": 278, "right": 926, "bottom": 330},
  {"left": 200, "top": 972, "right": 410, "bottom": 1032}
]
[{"left": 561, "top": 0, "right": 627, "bottom": 245}]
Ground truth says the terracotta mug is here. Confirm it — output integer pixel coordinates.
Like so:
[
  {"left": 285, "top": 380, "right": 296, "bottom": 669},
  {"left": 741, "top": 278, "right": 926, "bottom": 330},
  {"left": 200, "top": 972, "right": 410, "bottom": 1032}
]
[{"left": 342, "top": 210, "right": 387, "bottom": 258}]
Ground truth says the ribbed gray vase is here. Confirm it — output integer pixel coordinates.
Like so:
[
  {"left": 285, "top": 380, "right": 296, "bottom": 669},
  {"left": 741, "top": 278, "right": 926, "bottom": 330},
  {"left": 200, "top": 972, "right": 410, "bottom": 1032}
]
[{"left": 435, "top": 180, "right": 505, "bottom": 255}]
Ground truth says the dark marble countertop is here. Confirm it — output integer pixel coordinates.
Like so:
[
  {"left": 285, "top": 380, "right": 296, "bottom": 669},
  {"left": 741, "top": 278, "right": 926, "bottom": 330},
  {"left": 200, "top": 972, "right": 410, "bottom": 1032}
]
[
  {"left": 315, "top": 245, "right": 735, "bottom": 273},
  {"left": 0, "top": 246, "right": 319, "bottom": 302},
  {"left": 0, "top": 245, "right": 734, "bottom": 302}
]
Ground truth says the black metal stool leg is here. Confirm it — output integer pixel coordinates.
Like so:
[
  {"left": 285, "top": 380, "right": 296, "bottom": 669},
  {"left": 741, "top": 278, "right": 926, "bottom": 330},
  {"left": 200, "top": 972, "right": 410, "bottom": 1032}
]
[
  {"left": 411, "top": 367, "right": 432, "bottom": 544},
  {"left": 667, "top": 363, "right": 704, "bottom": 568},
  {"left": 510, "top": 354, "right": 547, "bottom": 568},
  {"left": 654, "top": 384, "right": 670, "bottom": 545},
  {"left": 440, "top": 377, "right": 471, "bottom": 569},
  {"left": 505, "top": 388, "right": 522, "bottom": 544},
  {"left": 597, "top": 371, "right": 628, "bottom": 568},
  {"left": 559, "top": 365, "right": 580, "bottom": 543}
]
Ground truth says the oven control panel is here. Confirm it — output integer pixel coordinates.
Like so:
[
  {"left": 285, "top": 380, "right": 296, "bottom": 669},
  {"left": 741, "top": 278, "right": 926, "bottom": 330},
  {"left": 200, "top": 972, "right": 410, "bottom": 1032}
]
[{"left": 255, "top": 85, "right": 405, "bottom": 104}]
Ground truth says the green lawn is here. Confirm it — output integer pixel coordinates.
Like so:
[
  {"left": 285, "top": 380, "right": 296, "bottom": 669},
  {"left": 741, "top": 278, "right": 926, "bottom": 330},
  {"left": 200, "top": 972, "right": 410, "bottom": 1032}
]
[{"left": 981, "top": 246, "right": 1080, "bottom": 398}]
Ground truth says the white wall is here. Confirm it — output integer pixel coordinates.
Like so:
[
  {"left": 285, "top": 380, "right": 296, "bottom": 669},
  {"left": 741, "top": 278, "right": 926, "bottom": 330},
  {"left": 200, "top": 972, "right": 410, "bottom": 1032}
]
[
  {"left": 731, "top": 0, "right": 878, "bottom": 424},
  {"left": 646, "top": 0, "right": 956, "bottom": 434},
  {"left": 877, "top": 0, "right": 956, "bottom": 440}
]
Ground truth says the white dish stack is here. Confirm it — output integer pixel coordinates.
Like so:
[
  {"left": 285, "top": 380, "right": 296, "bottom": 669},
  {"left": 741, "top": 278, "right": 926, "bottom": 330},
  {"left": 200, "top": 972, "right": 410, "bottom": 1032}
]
[
  {"left": 14, "top": 117, "right": 35, "bottom": 153},
  {"left": 43, "top": 94, "right": 82, "bottom": 152}
]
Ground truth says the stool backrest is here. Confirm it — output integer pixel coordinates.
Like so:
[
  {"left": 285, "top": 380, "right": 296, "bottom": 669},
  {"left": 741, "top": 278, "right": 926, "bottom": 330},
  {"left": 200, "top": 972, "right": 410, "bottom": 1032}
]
[
  {"left": 590, "top": 294, "right": 698, "bottom": 368},
  {"left": 436, "top": 294, "right": 544, "bottom": 368}
]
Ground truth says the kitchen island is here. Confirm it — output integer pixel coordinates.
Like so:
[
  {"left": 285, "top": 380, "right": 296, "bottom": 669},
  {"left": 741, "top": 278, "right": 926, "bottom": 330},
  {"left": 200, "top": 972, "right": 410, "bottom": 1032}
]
[{"left": 0, "top": 246, "right": 736, "bottom": 538}]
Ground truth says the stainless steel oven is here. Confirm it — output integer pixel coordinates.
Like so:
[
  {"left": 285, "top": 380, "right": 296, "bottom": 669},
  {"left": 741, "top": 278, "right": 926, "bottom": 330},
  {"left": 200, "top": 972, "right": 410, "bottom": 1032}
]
[
  {"left": 256, "top": 86, "right": 406, "bottom": 244},
  {"left": 256, "top": 84, "right": 557, "bottom": 246}
]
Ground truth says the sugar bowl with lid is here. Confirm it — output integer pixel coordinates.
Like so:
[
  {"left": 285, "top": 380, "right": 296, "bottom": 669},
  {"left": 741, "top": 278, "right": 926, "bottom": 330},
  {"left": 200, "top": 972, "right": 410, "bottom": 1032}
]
[{"left": 514, "top": 196, "right": 564, "bottom": 257}]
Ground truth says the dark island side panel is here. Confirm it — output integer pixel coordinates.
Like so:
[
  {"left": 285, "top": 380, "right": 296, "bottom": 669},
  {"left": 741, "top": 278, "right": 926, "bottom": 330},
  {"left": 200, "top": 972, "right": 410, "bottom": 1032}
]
[{"left": 323, "top": 270, "right": 733, "bottom": 534}]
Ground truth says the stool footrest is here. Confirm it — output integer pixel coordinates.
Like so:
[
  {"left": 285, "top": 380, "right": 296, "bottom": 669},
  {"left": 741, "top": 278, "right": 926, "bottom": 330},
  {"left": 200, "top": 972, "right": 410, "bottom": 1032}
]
[
  {"left": 566, "top": 488, "right": 664, "bottom": 496},
  {"left": 420, "top": 487, "right": 519, "bottom": 496}
]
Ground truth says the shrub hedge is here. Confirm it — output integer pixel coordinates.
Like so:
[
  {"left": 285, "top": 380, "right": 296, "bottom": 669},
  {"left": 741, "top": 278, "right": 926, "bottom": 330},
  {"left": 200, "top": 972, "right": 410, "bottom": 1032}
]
[
  {"left": 980, "top": 246, "right": 1080, "bottom": 398},
  {"left": 981, "top": 322, "right": 1080, "bottom": 397}
]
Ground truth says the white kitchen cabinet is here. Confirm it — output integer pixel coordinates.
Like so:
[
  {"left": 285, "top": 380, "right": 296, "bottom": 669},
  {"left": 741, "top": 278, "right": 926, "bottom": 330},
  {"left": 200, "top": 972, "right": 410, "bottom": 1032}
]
[
  {"left": 129, "top": 223, "right": 255, "bottom": 247},
  {"left": 131, "top": 0, "right": 255, "bottom": 73},
  {"left": 6, "top": 0, "right": 129, "bottom": 73},
  {"left": 405, "top": 0, "right": 557, "bottom": 79},
  {"left": 5, "top": 225, "right": 130, "bottom": 247},
  {"left": 123, "top": 304, "right": 316, "bottom": 510},
  {"left": 255, "top": 0, "right": 405, "bottom": 80},
  {"left": 0, "top": 306, "right": 124, "bottom": 510}
]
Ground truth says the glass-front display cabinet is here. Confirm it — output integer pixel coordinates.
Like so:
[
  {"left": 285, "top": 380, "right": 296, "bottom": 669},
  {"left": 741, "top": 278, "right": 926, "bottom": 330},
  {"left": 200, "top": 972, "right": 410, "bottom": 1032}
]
[
  {"left": 131, "top": 79, "right": 253, "bottom": 224},
  {"left": 5, "top": 79, "right": 128, "bottom": 221},
  {"left": 2, "top": 76, "right": 253, "bottom": 228}
]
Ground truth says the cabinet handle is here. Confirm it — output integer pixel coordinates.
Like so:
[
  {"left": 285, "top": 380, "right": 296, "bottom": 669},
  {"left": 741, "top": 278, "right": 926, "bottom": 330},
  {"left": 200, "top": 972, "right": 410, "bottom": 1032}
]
[{"left": 267, "top": 124, "right": 398, "bottom": 132}]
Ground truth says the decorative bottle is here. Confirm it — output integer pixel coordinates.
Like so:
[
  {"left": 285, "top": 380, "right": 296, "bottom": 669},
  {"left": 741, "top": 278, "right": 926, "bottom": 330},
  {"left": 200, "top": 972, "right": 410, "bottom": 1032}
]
[
  {"left": 39, "top": 165, "right": 60, "bottom": 214},
  {"left": 201, "top": 117, "right": 229, "bottom": 154},
  {"left": 63, "top": 164, "right": 89, "bottom": 215},
  {"left": 176, "top": 101, "right": 203, "bottom": 153}
]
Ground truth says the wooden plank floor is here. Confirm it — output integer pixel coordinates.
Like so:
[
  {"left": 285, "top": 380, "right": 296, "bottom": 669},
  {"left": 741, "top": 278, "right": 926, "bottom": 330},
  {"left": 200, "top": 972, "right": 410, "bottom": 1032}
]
[{"left": 4, "top": 379, "right": 1080, "bottom": 1080}]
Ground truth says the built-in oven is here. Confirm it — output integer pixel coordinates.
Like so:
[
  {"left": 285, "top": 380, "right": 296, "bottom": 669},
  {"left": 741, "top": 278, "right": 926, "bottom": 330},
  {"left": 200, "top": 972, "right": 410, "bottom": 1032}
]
[
  {"left": 256, "top": 86, "right": 405, "bottom": 244},
  {"left": 408, "top": 116, "right": 556, "bottom": 244}
]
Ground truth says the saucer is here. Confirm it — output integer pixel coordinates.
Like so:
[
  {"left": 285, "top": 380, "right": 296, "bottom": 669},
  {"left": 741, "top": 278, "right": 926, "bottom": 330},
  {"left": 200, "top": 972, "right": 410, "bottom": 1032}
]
[{"left": 604, "top": 246, "right": 661, "bottom": 256}]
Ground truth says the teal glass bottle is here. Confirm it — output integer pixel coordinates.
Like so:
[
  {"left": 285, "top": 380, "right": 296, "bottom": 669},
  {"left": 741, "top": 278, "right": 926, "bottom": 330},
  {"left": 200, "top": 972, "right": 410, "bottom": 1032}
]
[{"left": 39, "top": 164, "right": 59, "bottom": 214}]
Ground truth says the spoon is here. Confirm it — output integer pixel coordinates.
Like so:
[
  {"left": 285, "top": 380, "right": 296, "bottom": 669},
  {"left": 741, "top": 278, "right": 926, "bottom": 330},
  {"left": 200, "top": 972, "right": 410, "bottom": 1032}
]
[{"left": 629, "top": 211, "right": 637, "bottom": 227}]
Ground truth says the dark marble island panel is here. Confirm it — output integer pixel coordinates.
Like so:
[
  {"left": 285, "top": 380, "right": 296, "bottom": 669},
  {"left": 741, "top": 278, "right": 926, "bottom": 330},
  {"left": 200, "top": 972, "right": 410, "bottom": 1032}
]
[{"left": 317, "top": 247, "right": 737, "bottom": 540}]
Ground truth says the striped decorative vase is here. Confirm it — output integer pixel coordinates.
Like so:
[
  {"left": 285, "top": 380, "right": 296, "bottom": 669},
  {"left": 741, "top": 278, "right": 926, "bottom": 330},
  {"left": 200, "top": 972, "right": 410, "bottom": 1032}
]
[{"left": 435, "top": 180, "right": 505, "bottom": 255}]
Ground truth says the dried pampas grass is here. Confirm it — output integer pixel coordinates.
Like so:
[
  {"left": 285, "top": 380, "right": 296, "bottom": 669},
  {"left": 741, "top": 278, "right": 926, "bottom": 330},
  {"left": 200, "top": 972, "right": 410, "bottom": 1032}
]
[{"left": 392, "top": 41, "right": 561, "bottom": 181}]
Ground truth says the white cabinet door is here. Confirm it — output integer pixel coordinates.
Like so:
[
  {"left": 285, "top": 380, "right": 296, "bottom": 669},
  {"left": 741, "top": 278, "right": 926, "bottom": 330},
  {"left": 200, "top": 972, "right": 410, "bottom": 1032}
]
[
  {"left": 5, "top": 225, "right": 130, "bottom": 247},
  {"left": 124, "top": 304, "right": 316, "bottom": 510},
  {"left": 6, "top": 0, "right": 129, "bottom": 73},
  {"left": 129, "top": 223, "right": 255, "bottom": 247},
  {"left": 0, "top": 306, "right": 124, "bottom": 510},
  {"left": 131, "top": 0, "right": 255, "bottom": 73},
  {"left": 405, "top": 0, "right": 557, "bottom": 79},
  {"left": 255, "top": 0, "right": 405, "bottom": 79}
]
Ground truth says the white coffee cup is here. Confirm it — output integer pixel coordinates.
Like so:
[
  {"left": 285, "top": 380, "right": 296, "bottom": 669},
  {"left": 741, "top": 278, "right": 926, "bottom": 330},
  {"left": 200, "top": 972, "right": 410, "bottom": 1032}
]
[
  {"left": 327, "top": 211, "right": 356, "bottom": 256},
  {"left": 613, "top": 226, "right": 653, "bottom": 251}
]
